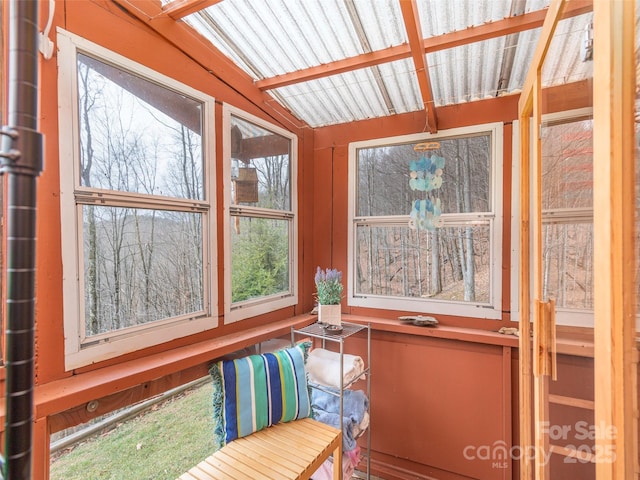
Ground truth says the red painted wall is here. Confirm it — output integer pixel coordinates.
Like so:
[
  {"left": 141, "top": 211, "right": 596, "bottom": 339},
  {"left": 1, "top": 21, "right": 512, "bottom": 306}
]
[
  {"left": 311, "top": 97, "right": 519, "bottom": 330},
  {"left": 33, "top": 0, "right": 316, "bottom": 385},
  {"left": 0, "top": 1, "right": 601, "bottom": 478}
]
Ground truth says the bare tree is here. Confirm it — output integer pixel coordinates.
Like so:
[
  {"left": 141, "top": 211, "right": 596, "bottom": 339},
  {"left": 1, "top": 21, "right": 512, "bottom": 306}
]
[
  {"left": 78, "top": 61, "right": 100, "bottom": 334},
  {"left": 78, "top": 59, "right": 206, "bottom": 336}
]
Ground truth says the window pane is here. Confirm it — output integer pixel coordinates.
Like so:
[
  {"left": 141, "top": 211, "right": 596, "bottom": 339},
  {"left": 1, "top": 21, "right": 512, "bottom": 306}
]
[
  {"left": 355, "top": 224, "right": 490, "bottom": 303},
  {"left": 541, "top": 222, "right": 593, "bottom": 309},
  {"left": 83, "top": 205, "right": 203, "bottom": 336},
  {"left": 357, "top": 134, "right": 491, "bottom": 217},
  {"left": 77, "top": 54, "right": 204, "bottom": 200},
  {"left": 230, "top": 115, "right": 291, "bottom": 210},
  {"left": 540, "top": 116, "right": 594, "bottom": 313},
  {"left": 541, "top": 117, "right": 593, "bottom": 210},
  {"left": 230, "top": 216, "right": 290, "bottom": 303}
]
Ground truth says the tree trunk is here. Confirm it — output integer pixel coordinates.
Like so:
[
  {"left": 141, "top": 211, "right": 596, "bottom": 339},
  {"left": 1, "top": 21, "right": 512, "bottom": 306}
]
[
  {"left": 430, "top": 230, "right": 442, "bottom": 295},
  {"left": 462, "top": 140, "right": 475, "bottom": 301},
  {"left": 79, "top": 65, "right": 99, "bottom": 335}
]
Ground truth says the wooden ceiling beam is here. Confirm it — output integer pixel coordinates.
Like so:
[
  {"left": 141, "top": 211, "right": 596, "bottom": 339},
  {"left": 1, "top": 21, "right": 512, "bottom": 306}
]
[
  {"left": 255, "top": 0, "right": 592, "bottom": 92},
  {"left": 423, "top": 0, "right": 590, "bottom": 52},
  {"left": 422, "top": 8, "right": 545, "bottom": 52},
  {"left": 399, "top": 0, "right": 437, "bottom": 132},
  {"left": 256, "top": 44, "right": 410, "bottom": 90},
  {"left": 161, "top": 0, "right": 224, "bottom": 20}
]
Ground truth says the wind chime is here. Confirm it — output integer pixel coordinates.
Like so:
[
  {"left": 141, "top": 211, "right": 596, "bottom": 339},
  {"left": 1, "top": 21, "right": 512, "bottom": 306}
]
[{"left": 408, "top": 141, "right": 445, "bottom": 232}]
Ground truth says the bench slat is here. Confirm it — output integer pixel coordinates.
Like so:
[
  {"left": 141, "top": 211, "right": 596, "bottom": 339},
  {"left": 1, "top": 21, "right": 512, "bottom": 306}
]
[
  {"left": 253, "top": 427, "right": 327, "bottom": 458},
  {"left": 223, "top": 443, "right": 292, "bottom": 480},
  {"left": 189, "top": 462, "right": 233, "bottom": 480},
  {"left": 234, "top": 430, "right": 317, "bottom": 470},
  {"left": 262, "top": 420, "right": 336, "bottom": 447},
  {"left": 203, "top": 453, "right": 258, "bottom": 479},
  {"left": 179, "top": 418, "right": 342, "bottom": 480},
  {"left": 207, "top": 452, "right": 268, "bottom": 480},
  {"left": 225, "top": 437, "right": 302, "bottom": 477}
]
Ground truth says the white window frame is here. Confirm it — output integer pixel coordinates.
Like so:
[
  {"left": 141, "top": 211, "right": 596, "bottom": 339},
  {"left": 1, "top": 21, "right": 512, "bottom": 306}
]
[
  {"left": 57, "top": 29, "right": 217, "bottom": 370},
  {"left": 347, "top": 123, "right": 504, "bottom": 319},
  {"left": 222, "top": 105, "right": 298, "bottom": 323},
  {"left": 511, "top": 119, "right": 522, "bottom": 323},
  {"left": 512, "top": 107, "right": 595, "bottom": 327}
]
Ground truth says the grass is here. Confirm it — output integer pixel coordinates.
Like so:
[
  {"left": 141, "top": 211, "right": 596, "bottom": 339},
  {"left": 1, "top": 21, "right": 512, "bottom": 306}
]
[{"left": 50, "top": 381, "right": 215, "bottom": 480}]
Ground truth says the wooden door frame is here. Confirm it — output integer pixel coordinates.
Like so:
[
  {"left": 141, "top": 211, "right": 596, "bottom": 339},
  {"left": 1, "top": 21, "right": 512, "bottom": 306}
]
[
  {"left": 518, "top": 2, "right": 568, "bottom": 478},
  {"left": 592, "top": 1, "right": 638, "bottom": 478},
  {"left": 517, "top": 0, "right": 637, "bottom": 478}
]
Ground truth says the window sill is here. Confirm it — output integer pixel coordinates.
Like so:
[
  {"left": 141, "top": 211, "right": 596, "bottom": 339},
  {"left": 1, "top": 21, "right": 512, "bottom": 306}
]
[
  {"left": 342, "top": 314, "right": 519, "bottom": 347},
  {"left": 0, "top": 314, "right": 316, "bottom": 430},
  {"left": 342, "top": 314, "right": 598, "bottom": 357}
]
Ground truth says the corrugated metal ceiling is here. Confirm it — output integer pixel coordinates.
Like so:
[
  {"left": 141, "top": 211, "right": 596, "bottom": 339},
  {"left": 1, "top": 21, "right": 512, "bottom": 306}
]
[{"left": 164, "top": 0, "right": 595, "bottom": 128}]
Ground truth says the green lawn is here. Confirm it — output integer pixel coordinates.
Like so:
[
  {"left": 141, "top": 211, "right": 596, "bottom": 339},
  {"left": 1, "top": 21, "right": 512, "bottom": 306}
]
[{"left": 50, "top": 381, "right": 215, "bottom": 480}]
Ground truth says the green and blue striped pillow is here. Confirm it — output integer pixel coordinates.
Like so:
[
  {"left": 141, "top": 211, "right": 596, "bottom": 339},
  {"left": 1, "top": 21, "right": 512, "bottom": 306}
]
[{"left": 209, "top": 342, "right": 311, "bottom": 449}]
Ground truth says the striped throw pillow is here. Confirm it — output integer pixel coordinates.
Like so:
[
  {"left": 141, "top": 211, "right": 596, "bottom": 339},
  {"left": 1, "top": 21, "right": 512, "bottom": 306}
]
[{"left": 209, "top": 342, "right": 311, "bottom": 449}]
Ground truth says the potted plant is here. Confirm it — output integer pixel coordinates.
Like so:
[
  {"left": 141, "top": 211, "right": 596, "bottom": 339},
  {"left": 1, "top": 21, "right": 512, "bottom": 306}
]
[{"left": 314, "top": 267, "right": 343, "bottom": 326}]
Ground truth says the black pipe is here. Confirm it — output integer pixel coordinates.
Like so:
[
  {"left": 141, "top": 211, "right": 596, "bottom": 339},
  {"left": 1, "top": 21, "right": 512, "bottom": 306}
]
[{"left": 1, "top": 0, "right": 44, "bottom": 479}]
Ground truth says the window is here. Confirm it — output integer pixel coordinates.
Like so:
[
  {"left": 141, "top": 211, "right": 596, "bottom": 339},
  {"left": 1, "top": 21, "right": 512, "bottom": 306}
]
[
  {"left": 223, "top": 106, "right": 297, "bottom": 322},
  {"left": 510, "top": 108, "right": 635, "bottom": 327},
  {"left": 540, "top": 112, "right": 594, "bottom": 325},
  {"left": 348, "top": 123, "right": 503, "bottom": 319},
  {"left": 58, "top": 30, "right": 217, "bottom": 369},
  {"left": 512, "top": 109, "right": 596, "bottom": 327}
]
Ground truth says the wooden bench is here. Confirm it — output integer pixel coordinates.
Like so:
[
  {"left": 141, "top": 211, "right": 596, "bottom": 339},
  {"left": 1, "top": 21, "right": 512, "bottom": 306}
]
[{"left": 178, "top": 417, "right": 342, "bottom": 480}]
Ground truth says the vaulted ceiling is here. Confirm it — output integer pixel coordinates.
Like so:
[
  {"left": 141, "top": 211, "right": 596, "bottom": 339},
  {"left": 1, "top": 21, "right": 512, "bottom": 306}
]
[{"left": 116, "top": 0, "right": 594, "bottom": 131}]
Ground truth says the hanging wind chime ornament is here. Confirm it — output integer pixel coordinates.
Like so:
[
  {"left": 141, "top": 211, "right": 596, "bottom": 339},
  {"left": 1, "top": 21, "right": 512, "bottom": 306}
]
[{"left": 408, "top": 141, "right": 445, "bottom": 231}]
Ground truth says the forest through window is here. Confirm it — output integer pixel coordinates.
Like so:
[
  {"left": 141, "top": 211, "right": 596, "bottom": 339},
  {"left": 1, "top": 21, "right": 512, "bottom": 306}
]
[
  {"left": 225, "top": 110, "right": 297, "bottom": 321},
  {"left": 349, "top": 124, "right": 502, "bottom": 318},
  {"left": 541, "top": 116, "right": 594, "bottom": 312},
  {"left": 77, "top": 54, "right": 207, "bottom": 337},
  {"left": 58, "top": 30, "right": 217, "bottom": 368}
]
